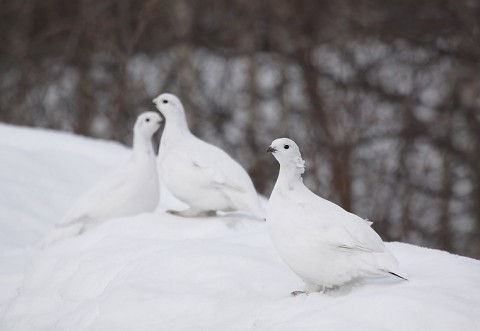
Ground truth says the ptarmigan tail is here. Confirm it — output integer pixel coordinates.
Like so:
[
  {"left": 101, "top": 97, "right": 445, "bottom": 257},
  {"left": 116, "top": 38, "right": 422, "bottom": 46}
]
[
  {"left": 247, "top": 202, "right": 267, "bottom": 220},
  {"left": 386, "top": 264, "right": 408, "bottom": 280},
  {"left": 378, "top": 249, "right": 408, "bottom": 280},
  {"left": 389, "top": 270, "right": 408, "bottom": 280},
  {"left": 38, "top": 223, "right": 84, "bottom": 249}
]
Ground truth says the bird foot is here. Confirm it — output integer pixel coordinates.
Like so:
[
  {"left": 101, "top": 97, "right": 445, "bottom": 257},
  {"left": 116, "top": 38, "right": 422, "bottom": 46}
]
[
  {"left": 290, "top": 290, "right": 306, "bottom": 296},
  {"left": 167, "top": 208, "right": 213, "bottom": 217},
  {"left": 205, "top": 210, "right": 217, "bottom": 217}
]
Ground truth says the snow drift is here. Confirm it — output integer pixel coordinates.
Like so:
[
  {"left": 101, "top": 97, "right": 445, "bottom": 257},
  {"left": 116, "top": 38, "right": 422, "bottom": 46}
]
[{"left": 0, "top": 123, "right": 479, "bottom": 331}]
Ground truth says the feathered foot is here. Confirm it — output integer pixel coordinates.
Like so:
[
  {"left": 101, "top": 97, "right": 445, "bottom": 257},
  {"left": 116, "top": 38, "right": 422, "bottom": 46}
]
[{"left": 167, "top": 207, "right": 212, "bottom": 217}]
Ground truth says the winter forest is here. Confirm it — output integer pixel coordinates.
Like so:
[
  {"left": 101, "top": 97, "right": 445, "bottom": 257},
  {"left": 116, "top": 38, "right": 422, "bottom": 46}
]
[{"left": 1, "top": 0, "right": 480, "bottom": 259}]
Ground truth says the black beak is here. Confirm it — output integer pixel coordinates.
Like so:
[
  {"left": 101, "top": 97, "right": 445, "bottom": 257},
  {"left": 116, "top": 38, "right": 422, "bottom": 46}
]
[{"left": 267, "top": 146, "right": 276, "bottom": 153}]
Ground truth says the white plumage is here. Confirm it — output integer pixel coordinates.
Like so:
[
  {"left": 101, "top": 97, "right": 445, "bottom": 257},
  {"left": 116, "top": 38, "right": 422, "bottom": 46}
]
[
  {"left": 153, "top": 93, "right": 265, "bottom": 219},
  {"left": 267, "top": 138, "right": 407, "bottom": 293},
  {"left": 40, "top": 112, "right": 162, "bottom": 247}
]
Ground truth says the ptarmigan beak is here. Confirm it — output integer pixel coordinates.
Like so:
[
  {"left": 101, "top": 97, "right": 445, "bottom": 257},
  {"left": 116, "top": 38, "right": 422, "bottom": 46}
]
[{"left": 267, "top": 146, "right": 277, "bottom": 153}]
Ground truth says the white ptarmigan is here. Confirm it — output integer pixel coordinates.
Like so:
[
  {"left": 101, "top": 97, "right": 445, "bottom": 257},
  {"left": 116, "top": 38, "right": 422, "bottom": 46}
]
[
  {"left": 39, "top": 112, "right": 162, "bottom": 247},
  {"left": 266, "top": 138, "right": 407, "bottom": 294},
  {"left": 152, "top": 93, "right": 265, "bottom": 219}
]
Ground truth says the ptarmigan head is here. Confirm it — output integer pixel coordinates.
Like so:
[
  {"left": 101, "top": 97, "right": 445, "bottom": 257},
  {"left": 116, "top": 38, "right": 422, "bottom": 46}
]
[
  {"left": 267, "top": 138, "right": 305, "bottom": 174},
  {"left": 134, "top": 111, "right": 162, "bottom": 138},
  {"left": 152, "top": 93, "right": 185, "bottom": 119}
]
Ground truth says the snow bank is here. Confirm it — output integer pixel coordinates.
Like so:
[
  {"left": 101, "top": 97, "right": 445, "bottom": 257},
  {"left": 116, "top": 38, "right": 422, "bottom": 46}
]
[{"left": 1, "top": 123, "right": 479, "bottom": 330}]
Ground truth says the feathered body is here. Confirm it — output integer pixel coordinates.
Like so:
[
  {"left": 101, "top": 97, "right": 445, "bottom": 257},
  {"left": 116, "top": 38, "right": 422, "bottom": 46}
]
[
  {"left": 153, "top": 93, "right": 265, "bottom": 219},
  {"left": 40, "top": 112, "right": 162, "bottom": 247},
  {"left": 267, "top": 138, "right": 407, "bottom": 292}
]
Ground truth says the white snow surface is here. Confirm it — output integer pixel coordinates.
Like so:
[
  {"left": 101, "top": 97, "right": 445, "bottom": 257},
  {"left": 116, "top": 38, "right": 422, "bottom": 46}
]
[{"left": 0, "top": 123, "right": 479, "bottom": 331}]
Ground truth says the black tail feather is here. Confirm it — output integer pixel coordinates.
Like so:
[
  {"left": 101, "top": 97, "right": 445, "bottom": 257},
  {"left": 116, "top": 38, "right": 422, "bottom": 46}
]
[{"left": 389, "top": 271, "right": 408, "bottom": 281}]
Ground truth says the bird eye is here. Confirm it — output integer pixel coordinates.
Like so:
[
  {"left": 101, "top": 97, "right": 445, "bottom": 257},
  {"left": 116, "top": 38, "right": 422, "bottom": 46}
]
[
  {"left": 284, "top": 145, "right": 289, "bottom": 149},
  {"left": 162, "top": 99, "right": 168, "bottom": 104},
  {"left": 146, "top": 118, "right": 150, "bottom": 122}
]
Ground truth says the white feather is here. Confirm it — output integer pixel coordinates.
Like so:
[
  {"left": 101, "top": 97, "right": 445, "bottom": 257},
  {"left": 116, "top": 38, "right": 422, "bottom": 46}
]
[
  {"left": 267, "top": 138, "right": 407, "bottom": 291},
  {"left": 153, "top": 93, "right": 265, "bottom": 219},
  {"left": 40, "top": 112, "right": 162, "bottom": 247}
]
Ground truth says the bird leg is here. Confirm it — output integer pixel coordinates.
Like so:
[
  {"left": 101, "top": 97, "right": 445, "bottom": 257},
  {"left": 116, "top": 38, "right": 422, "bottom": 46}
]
[
  {"left": 167, "top": 207, "right": 209, "bottom": 217},
  {"left": 205, "top": 210, "right": 217, "bottom": 217},
  {"left": 303, "top": 283, "right": 327, "bottom": 294}
]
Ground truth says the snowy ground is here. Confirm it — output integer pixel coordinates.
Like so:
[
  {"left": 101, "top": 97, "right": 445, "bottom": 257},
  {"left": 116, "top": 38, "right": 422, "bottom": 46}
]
[{"left": 1, "top": 123, "right": 479, "bottom": 331}]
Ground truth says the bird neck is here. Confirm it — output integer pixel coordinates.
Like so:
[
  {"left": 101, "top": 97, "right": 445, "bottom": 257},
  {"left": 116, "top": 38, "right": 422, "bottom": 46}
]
[
  {"left": 276, "top": 164, "right": 305, "bottom": 192},
  {"left": 160, "top": 113, "right": 193, "bottom": 147},
  {"left": 133, "top": 132, "right": 155, "bottom": 159}
]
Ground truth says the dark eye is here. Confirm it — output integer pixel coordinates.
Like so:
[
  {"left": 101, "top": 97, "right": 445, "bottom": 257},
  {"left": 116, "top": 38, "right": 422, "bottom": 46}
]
[
  {"left": 162, "top": 99, "right": 168, "bottom": 104},
  {"left": 146, "top": 118, "right": 150, "bottom": 122},
  {"left": 284, "top": 145, "right": 289, "bottom": 149}
]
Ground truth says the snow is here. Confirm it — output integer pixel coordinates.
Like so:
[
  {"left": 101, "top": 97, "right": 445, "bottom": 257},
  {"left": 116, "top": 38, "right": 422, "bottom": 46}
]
[{"left": 1, "top": 123, "right": 480, "bottom": 331}]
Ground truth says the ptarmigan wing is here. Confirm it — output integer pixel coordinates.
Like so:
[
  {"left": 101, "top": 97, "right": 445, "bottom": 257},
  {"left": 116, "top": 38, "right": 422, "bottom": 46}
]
[
  {"left": 326, "top": 219, "right": 386, "bottom": 253},
  {"left": 192, "top": 159, "right": 246, "bottom": 193},
  {"left": 302, "top": 193, "right": 386, "bottom": 253},
  {"left": 175, "top": 138, "right": 252, "bottom": 194}
]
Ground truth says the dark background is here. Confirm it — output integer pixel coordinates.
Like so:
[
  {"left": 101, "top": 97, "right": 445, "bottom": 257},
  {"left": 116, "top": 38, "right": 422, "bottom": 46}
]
[{"left": 1, "top": 0, "right": 479, "bottom": 258}]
